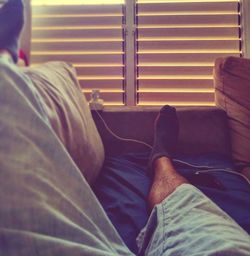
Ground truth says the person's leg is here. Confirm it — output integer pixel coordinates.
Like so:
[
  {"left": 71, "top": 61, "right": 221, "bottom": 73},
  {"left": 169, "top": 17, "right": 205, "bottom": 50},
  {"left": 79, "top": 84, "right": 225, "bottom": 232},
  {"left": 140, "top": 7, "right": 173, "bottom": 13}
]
[
  {"left": 0, "top": 60, "right": 134, "bottom": 256},
  {"left": 148, "top": 157, "right": 188, "bottom": 210},
  {"left": 0, "top": 57, "right": 134, "bottom": 256},
  {"left": 0, "top": 3, "right": 134, "bottom": 255},
  {"left": 137, "top": 105, "right": 250, "bottom": 255},
  {"left": 148, "top": 105, "right": 189, "bottom": 210},
  {"left": 139, "top": 183, "right": 250, "bottom": 256}
]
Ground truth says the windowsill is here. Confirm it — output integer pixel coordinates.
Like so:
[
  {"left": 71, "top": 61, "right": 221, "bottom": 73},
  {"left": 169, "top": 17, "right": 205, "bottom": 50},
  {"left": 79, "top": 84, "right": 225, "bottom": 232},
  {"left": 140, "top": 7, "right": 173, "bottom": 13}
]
[{"left": 92, "top": 105, "right": 217, "bottom": 112}]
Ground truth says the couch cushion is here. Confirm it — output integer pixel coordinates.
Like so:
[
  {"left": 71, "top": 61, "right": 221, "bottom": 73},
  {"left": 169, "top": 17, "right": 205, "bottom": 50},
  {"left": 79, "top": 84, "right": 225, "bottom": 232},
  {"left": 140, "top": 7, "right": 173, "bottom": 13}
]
[
  {"left": 214, "top": 56, "right": 250, "bottom": 167},
  {"left": 23, "top": 61, "right": 104, "bottom": 184}
]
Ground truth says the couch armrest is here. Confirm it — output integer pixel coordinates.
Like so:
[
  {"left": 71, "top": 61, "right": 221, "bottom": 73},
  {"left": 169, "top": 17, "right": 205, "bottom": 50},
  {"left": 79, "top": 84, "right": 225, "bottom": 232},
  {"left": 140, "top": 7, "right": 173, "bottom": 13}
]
[
  {"left": 214, "top": 56, "right": 250, "bottom": 166},
  {"left": 92, "top": 107, "right": 231, "bottom": 157}
]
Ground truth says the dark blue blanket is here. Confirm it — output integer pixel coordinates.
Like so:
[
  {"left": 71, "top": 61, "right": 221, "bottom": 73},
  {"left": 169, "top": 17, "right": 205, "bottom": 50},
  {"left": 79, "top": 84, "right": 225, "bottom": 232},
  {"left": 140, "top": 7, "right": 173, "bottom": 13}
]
[{"left": 94, "top": 153, "right": 250, "bottom": 254}]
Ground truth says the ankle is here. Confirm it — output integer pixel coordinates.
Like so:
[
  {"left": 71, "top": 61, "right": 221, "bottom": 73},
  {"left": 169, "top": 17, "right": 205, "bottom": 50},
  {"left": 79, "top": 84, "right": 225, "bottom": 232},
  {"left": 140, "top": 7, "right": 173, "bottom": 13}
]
[{"left": 154, "top": 157, "right": 177, "bottom": 177}]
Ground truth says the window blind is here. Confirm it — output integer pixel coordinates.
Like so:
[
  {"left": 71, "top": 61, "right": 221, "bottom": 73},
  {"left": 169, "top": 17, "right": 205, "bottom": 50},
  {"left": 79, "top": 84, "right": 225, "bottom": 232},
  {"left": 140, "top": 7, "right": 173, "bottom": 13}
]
[
  {"left": 136, "top": 0, "right": 241, "bottom": 106},
  {"left": 31, "top": 3, "right": 125, "bottom": 106}
]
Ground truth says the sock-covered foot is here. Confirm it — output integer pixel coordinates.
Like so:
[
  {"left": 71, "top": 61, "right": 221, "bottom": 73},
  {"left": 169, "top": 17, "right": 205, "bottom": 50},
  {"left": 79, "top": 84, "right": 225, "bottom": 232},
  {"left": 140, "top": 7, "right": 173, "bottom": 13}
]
[
  {"left": 149, "top": 105, "right": 179, "bottom": 170},
  {"left": 0, "top": 0, "right": 24, "bottom": 63}
]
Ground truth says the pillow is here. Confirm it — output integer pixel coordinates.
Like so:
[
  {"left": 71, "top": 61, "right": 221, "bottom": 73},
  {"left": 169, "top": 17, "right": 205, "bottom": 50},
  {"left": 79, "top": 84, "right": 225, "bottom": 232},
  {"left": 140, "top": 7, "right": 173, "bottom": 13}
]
[
  {"left": 214, "top": 56, "right": 250, "bottom": 168},
  {"left": 23, "top": 61, "right": 104, "bottom": 184}
]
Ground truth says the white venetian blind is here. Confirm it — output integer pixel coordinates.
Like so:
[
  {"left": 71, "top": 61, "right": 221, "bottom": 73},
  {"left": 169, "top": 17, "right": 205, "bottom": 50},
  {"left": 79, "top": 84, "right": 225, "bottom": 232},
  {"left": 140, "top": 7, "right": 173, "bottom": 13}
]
[
  {"left": 136, "top": 0, "right": 241, "bottom": 106},
  {"left": 31, "top": 1, "right": 125, "bottom": 106}
]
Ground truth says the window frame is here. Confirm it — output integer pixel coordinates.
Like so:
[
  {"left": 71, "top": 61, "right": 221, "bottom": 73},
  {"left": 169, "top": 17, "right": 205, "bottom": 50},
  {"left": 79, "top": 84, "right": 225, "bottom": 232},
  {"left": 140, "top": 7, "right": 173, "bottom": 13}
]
[
  {"left": 24, "top": 0, "right": 246, "bottom": 110},
  {"left": 241, "top": 0, "right": 250, "bottom": 57}
]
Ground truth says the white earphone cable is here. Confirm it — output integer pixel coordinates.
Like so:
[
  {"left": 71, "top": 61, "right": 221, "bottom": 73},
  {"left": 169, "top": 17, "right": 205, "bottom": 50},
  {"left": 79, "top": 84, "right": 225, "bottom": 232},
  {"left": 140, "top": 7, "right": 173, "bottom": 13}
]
[
  {"left": 93, "top": 108, "right": 153, "bottom": 150},
  {"left": 195, "top": 169, "right": 250, "bottom": 185}
]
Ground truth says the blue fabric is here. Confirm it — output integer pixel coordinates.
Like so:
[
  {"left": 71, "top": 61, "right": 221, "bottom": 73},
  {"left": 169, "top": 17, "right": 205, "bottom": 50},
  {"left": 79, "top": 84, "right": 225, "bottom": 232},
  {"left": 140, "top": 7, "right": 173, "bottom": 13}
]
[
  {"left": 94, "top": 152, "right": 250, "bottom": 254},
  {"left": 94, "top": 154, "right": 151, "bottom": 254}
]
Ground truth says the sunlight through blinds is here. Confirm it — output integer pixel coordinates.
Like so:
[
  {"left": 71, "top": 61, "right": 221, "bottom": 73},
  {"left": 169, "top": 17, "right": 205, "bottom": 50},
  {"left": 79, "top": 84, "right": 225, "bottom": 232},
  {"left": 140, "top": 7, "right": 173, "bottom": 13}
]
[
  {"left": 31, "top": 1, "right": 125, "bottom": 106},
  {"left": 136, "top": 0, "right": 241, "bottom": 106}
]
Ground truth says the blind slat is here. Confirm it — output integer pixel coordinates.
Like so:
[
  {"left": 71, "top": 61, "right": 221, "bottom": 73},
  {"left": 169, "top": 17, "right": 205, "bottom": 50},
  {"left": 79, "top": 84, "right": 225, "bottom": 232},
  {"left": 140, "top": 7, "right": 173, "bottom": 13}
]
[
  {"left": 139, "top": 66, "right": 213, "bottom": 76},
  {"left": 33, "top": 5, "right": 123, "bottom": 15},
  {"left": 79, "top": 80, "right": 124, "bottom": 90},
  {"left": 138, "top": 53, "right": 239, "bottom": 63},
  {"left": 138, "top": 27, "right": 239, "bottom": 38},
  {"left": 138, "top": 92, "right": 214, "bottom": 103},
  {"left": 138, "top": 79, "right": 213, "bottom": 89},
  {"left": 76, "top": 66, "right": 123, "bottom": 76},
  {"left": 138, "top": 40, "right": 239, "bottom": 50},
  {"left": 32, "top": 41, "right": 122, "bottom": 51},
  {"left": 32, "top": 17, "right": 122, "bottom": 27},
  {"left": 138, "top": 15, "right": 238, "bottom": 25},
  {"left": 31, "top": 53, "right": 123, "bottom": 64},
  {"left": 138, "top": 2, "right": 238, "bottom": 12},
  {"left": 32, "top": 29, "right": 122, "bottom": 39}
]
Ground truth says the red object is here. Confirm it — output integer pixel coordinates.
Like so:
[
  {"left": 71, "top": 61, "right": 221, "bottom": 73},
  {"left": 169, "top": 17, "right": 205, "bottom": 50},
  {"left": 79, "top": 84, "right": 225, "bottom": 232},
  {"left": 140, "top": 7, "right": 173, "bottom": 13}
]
[{"left": 19, "top": 49, "right": 29, "bottom": 66}]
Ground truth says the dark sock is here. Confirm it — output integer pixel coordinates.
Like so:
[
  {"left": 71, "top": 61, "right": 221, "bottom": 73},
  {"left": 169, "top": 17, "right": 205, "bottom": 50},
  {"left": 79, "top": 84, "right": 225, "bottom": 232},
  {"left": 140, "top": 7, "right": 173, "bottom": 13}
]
[
  {"left": 149, "top": 105, "right": 179, "bottom": 170},
  {"left": 0, "top": 0, "right": 24, "bottom": 63}
]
